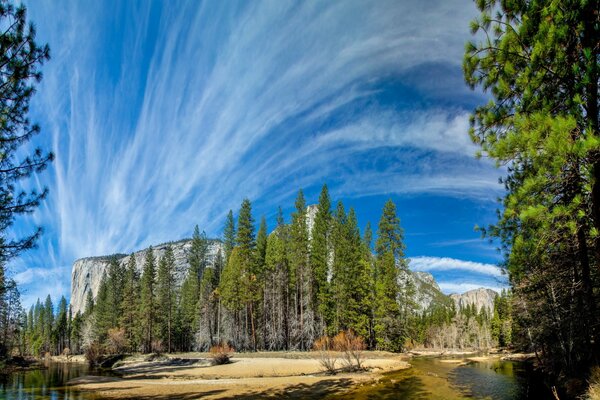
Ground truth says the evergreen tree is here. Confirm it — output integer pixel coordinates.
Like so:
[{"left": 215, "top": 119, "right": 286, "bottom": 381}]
[
  {"left": 464, "top": 0, "right": 599, "bottom": 374},
  {"left": 56, "top": 296, "right": 68, "bottom": 354},
  {"left": 264, "top": 214, "right": 290, "bottom": 350},
  {"left": 43, "top": 295, "right": 53, "bottom": 353},
  {"left": 189, "top": 225, "right": 208, "bottom": 286},
  {"left": 223, "top": 210, "right": 236, "bottom": 263},
  {"left": 85, "top": 290, "right": 95, "bottom": 316},
  {"left": 157, "top": 245, "right": 176, "bottom": 352},
  {"left": 106, "top": 257, "right": 124, "bottom": 329},
  {"left": 94, "top": 273, "right": 111, "bottom": 343},
  {"left": 310, "top": 184, "right": 331, "bottom": 335},
  {"left": 256, "top": 216, "right": 268, "bottom": 269},
  {"left": 140, "top": 247, "right": 157, "bottom": 353},
  {"left": 0, "top": 2, "right": 52, "bottom": 264},
  {"left": 120, "top": 255, "right": 140, "bottom": 351},
  {"left": 289, "top": 190, "right": 312, "bottom": 349},
  {"left": 177, "top": 274, "right": 198, "bottom": 351},
  {"left": 374, "top": 199, "right": 404, "bottom": 351},
  {"left": 236, "top": 199, "right": 258, "bottom": 349}
]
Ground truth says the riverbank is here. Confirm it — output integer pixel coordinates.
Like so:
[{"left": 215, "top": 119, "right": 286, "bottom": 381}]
[{"left": 69, "top": 351, "right": 409, "bottom": 399}]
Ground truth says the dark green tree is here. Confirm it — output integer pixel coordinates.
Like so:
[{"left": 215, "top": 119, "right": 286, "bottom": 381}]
[
  {"left": 223, "top": 210, "right": 236, "bottom": 263},
  {"left": 310, "top": 184, "right": 331, "bottom": 335},
  {"left": 0, "top": 2, "right": 52, "bottom": 264},
  {"left": 157, "top": 245, "right": 176, "bottom": 352},
  {"left": 374, "top": 199, "right": 404, "bottom": 351},
  {"left": 120, "top": 255, "right": 140, "bottom": 351},
  {"left": 464, "top": 0, "right": 599, "bottom": 375},
  {"left": 140, "top": 247, "right": 157, "bottom": 353}
]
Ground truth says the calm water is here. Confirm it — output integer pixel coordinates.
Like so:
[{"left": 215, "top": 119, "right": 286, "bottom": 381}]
[
  {"left": 0, "top": 361, "right": 110, "bottom": 400},
  {"left": 331, "top": 357, "right": 553, "bottom": 400},
  {"left": 1, "top": 357, "right": 551, "bottom": 399}
]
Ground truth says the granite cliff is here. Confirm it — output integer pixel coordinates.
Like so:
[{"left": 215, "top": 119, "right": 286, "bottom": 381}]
[
  {"left": 70, "top": 239, "right": 222, "bottom": 315},
  {"left": 450, "top": 288, "right": 498, "bottom": 314}
]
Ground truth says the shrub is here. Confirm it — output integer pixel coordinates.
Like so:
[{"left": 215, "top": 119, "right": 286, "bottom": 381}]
[
  {"left": 107, "top": 328, "right": 127, "bottom": 354},
  {"left": 84, "top": 341, "right": 104, "bottom": 367},
  {"left": 209, "top": 342, "right": 234, "bottom": 365},
  {"left": 62, "top": 347, "right": 71, "bottom": 360},
  {"left": 313, "top": 336, "right": 337, "bottom": 374},
  {"left": 333, "top": 330, "right": 366, "bottom": 371},
  {"left": 151, "top": 339, "right": 164, "bottom": 355}
]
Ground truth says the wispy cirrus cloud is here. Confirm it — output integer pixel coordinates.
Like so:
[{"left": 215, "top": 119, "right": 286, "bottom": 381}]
[
  {"left": 410, "top": 256, "right": 504, "bottom": 277},
  {"left": 11, "top": 0, "right": 499, "bottom": 305}
]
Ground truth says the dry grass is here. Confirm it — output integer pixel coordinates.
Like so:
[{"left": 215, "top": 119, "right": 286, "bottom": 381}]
[{"left": 588, "top": 366, "right": 600, "bottom": 400}]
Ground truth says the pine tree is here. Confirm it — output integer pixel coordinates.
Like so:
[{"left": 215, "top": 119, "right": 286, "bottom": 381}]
[
  {"left": 310, "top": 184, "right": 331, "bottom": 335},
  {"left": 236, "top": 199, "right": 258, "bottom": 349},
  {"left": 189, "top": 225, "right": 208, "bottom": 286},
  {"left": 56, "top": 296, "right": 68, "bottom": 354},
  {"left": 374, "top": 199, "right": 404, "bottom": 351},
  {"left": 0, "top": 2, "right": 52, "bottom": 264},
  {"left": 140, "top": 247, "right": 157, "bottom": 353},
  {"left": 157, "top": 245, "right": 176, "bottom": 352},
  {"left": 256, "top": 216, "right": 268, "bottom": 269},
  {"left": 220, "top": 246, "right": 244, "bottom": 347},
  {"left": 94, "top": 273, "right": 111, "bottom": 343},
  {"left": 223, "top": 210, "right": 236, "bottom": 264},
  {"left": 289, "top": 190, "right": 312, "bottom": 349},
  {"left": 85, "top": 290, "right": 95, "bottom": 316},
  {"left": 106, "top": 257, "right": 124, "bottom": 329},
  {"left": 264, "top": 213, "right": 290, "bottom": 350},
  {"left": 120, "top": 255, "right": 140, "bottom": 351},
  {"left": 463, "top": 0, "right": 600, "bottom": 374}
]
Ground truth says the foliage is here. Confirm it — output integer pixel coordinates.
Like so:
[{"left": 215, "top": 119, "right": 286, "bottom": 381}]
[
  {"left": 313, "top": 335, "right": 337, "bottom": 374},
  {"left": 209, "top": 342, "right": 234, "bottom": 365},
  {"left": 84, "top": 341, "right": 104, "bottom": 367},
  {"left": 0, "top": 1, "right": 52, "bottom": 264},
  {"left": 464, "top": 0, "right": 599, "bottom": 377},
  {"left": 332, "top": 330, "right": 366, "bottom": 371}
]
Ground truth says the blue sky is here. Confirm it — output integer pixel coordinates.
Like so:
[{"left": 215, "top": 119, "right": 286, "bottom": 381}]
[{"left": 9, "top": 0, "right": 508, "bottom": 307}]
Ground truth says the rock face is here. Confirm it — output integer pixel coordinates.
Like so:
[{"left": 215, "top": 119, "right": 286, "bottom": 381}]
[
  {"left": 70, "top": 239, "right": 223, "bottom": 315},
  {"left": 399, "top": 270, "right": 452, "bottom": 313},
  {"left": 450, "top": 288, "right": 498, "bottom": 314}
]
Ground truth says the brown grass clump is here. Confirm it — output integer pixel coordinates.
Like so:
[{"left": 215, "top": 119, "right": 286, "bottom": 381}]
[
  {"left": 209, "top": 342, "right": 234, "bottom": 365},
  {"left": 588, "top": 366, "right": 600, "bottom": 400}
]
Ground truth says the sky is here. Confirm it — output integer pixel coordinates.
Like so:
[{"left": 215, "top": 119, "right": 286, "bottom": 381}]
[{"left": 9, "top": 0, "right": 508, "bottom": 307}]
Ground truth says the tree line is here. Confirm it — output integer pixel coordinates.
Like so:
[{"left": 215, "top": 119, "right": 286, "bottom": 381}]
[
  {"left": 2, "top": 185, "right": 513, "bottom": 358},
  {"left": 78, "top": 186, "right": 415, "bottom": 353}
]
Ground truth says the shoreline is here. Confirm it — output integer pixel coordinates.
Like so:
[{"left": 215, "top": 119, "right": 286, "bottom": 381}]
[{"left": 69, "top": 351, "right": 410, "bottom": 399}]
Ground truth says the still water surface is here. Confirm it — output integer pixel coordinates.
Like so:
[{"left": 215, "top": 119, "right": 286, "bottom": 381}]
[{"left": 1, "top": 357, "right": 551, "bottom": 399}]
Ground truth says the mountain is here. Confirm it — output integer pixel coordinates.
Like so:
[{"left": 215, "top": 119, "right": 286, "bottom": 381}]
[
  {"left": 449, "top": 288, "right": 498, "bottom": 314},
  {"left": 70, "top": 239, "right": 223, "bottom": 315}
]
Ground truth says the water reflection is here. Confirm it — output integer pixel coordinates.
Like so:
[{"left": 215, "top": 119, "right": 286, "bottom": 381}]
[
  {"left": 0, "top": 361, "right": 103, "bottom": 400},
  {"left": 450, "top": 360, "right": 553, "bottom": 399}
]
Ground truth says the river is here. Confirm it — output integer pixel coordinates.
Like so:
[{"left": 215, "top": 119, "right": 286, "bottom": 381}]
[{"left": 1, "top": 357, "right": 551, "bottom": 399}]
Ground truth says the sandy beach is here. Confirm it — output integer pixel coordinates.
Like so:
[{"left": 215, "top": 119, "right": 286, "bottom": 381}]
[{"left": 69, "top": 351, "right": 409, "bottom": 399}]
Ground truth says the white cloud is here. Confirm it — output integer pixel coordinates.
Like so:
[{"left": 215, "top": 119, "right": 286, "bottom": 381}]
[
  {"left": 437, "top": 281, "right": 505, "bottom": 295},
  {"left": 13, "top": 0, "right": 496, "bottom": 306},
  {"left": 410, "top": 256, "right": 505, "bottom": 277}
]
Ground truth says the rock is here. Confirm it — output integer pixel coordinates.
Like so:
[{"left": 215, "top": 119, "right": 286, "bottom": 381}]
[
  {"left": 70, "top": 239, "right": 223, "bottom": 315},
  {"left": 399, "top": 269, "right": 452, "bottom": 313},
  {"left": 450, "top": 288, "right": 498, "bottom": 314}
]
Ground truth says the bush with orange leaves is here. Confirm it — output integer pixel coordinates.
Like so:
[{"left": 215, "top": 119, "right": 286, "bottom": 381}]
[
  {"left": 332, "top": 329, "right": 366, "bottom": 371},
  {"left": 313, "top": 335, "right": 337, "bottom": 374},
  {"left": 209, "top": 342, "right": 234, "bottom": 365}
]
